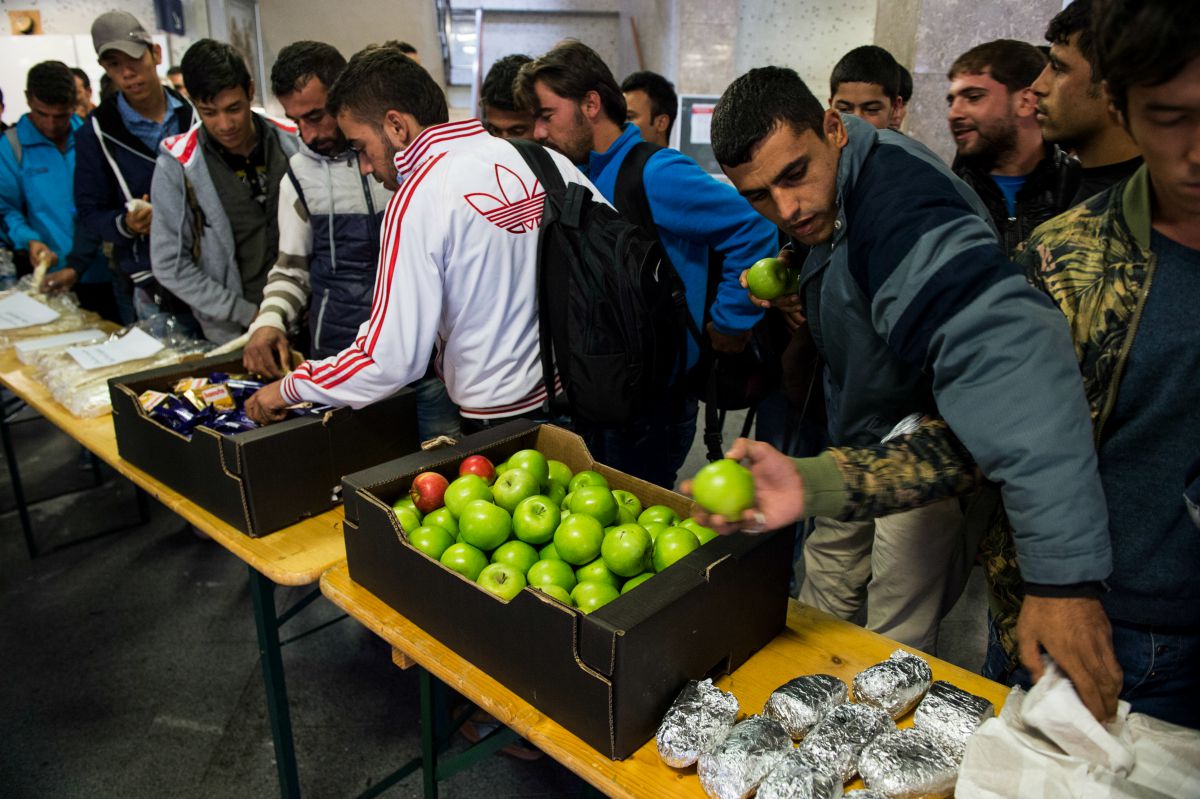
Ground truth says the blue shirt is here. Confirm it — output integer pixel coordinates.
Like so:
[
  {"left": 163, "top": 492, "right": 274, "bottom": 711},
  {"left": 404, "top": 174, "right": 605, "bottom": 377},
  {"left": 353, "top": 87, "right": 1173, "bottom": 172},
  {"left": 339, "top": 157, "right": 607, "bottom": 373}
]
[
  {"left": 990, "top": 173, "right": 1028, "bottom": 217},
  {"left": 118, "top": 88, "right": 185, "bottom": 154}
]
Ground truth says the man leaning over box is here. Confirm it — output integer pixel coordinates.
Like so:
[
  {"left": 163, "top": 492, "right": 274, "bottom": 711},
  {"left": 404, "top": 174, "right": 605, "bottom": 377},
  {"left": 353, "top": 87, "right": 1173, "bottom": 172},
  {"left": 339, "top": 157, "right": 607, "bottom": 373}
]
[{"left": 245, "top": 45, "right": 603, "bottom": 430}]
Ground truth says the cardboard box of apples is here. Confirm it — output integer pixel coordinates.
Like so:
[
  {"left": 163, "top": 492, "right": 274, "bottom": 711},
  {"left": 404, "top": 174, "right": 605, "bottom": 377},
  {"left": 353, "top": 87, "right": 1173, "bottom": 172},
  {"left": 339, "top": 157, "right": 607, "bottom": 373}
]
[{"left": 342, "top": 420, "right": 792, "bottom": 759}]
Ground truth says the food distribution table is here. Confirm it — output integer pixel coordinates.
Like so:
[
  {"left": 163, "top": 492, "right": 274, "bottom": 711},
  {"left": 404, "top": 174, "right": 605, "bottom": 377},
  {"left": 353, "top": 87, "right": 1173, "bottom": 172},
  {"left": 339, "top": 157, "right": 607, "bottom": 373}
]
[
  {"left": 321, "top": 560, "right": 1011, "bottom": 798},
  {"left": 0, "top": 350, "right": 345, "bottom": 799}
]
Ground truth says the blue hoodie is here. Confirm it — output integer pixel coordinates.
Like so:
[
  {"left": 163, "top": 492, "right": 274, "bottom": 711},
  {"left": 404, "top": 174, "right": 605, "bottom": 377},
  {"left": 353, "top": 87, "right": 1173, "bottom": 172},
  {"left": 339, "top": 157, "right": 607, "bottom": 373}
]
[{"left": 585, "top": 124, "right": 775, "bottom": 368}]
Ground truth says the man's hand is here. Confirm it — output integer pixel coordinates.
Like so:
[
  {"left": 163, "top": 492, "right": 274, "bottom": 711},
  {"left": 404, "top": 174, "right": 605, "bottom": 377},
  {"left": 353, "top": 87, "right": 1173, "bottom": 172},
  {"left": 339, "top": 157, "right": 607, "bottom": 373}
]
[
  {"left": 740, "top": 246, "right": 805, "bottom": 328},
  {"left": 680, "top": 437, "right": 806, "bottom": 535},
  {"left": 1016, "top": 595, "right": 1123, "bottom": 722},
  {"left": 125, "top": 194, "right": 153, "bottom": 236},
  {"left": 243, "top": 326, "right": 292, "bottom": 378},
  {"left": 41, "top": 267, "right": 78, "bottom": 294},
  {"left": 707, "top": 323, "right": 750, "bottom": 354},
  {"left": 27, "top": 240, "right": 59, "bottom": 270},
  {"left": 245, "top": 382, "right": 292, "bottom": 426}
]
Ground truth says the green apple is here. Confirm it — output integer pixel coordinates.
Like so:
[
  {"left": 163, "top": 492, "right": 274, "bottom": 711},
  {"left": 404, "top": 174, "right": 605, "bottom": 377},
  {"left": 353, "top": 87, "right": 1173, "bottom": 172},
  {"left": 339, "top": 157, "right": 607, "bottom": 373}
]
[
  {"left": 535, "top": 584, "right": 574, "bottom": 606},
  {"left": 527, "top": 558, "right": 577, "bottom": 592},
  {"left": 572, "top": 581, "right": 620, "bottom": 613},
  {"left": 444, "top": 474, "right": 494, "bottom": 517},
  {"left": 458, "top": 500, "right": 512, "bottom": 551},
  {"left": 745, "top": 256, "right": 799, "bottom": 301},
  {"left": 476, "top": 562, "right": 526, "bottom": 601},
  {"left": 568, "top": 486, "right": 619, "bottom": 526},
  {"left": 601, "top": 523, "right": 653, "bottom": 577},
  {"left": 409, "top": 525, "right": 455, "bottom": 560},
  {"left": 440, "top": 542, "right": 488, "bottom": 581},
  {"left": 611, "top": 490, "right": 643, "bottom": 521},
  {"left": 643, "top": 521, "right": 668, "bottom": 543},
  {"left": 492, "top": 467, "right": 541, "bottom": 513},
  {"left": 544, "top": 479, "right": 567, "bottom": 507},
  {"left": 506, "top": 449, "right": 549, "bottom": 485},
  {"left": 538, "top": 541, "right": 562, "bottom": 561},
  {"left": 491, "top": 539, "right": 539, "bottom": 575},
  {"left": 653, "top": 526, "right": 702, "bottom": 572},
  {"left": 560, "top": 490, "right": 575, "bottom": 511},
  {"left": 553, "top": 514, "right": 604, "bottom": 565},
  {"left": 691, "top": 459, "right": 755, "bottom": 519},
  {"left": 568, "top": 470, "right": 609, "bottom": 492},
  {"left": 512, "top": 494, "right": 560, "bottom": 545},
  {"left": 423, "top": 507, "right": 459, "bottom": 537},
  {"left": 547, "top": 459, "right": 573, "bottom": 487},
  {"left": 615, "top": 505, "right": 638, "bottom": 525},
  {"left": 392, "top": 495, "right": 424, "bottom": 523},
  {"left": 495, "top": 461, "right": 510, "bottom": 477},
  {"left": 681, "top": 517, "right": 718, "bottom": 545},
  {"left": 638, "top": 504, "right": 681, "bottom": 527},
  {"left": 575, "top": 558, "right": 622, "bottom": 589},
  {"left": 393, "top": 506, "right": 422, "bottom": 534},
  {"left": 621, "top": 573, "right": 654, "bottom": 593}
]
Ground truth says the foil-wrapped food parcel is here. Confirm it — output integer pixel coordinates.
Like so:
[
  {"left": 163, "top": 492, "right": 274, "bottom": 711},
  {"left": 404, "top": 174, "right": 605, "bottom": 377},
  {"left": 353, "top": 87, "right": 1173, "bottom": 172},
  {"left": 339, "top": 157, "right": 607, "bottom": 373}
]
[
  {"left": 852, "top": 649, "right": 933, "bottom": 719},
  {"left": 800, "top": 702, "right": 896, "bottom": 782},
  {"left": 913, "top": 680, "right": 994, "bottom": 752},
  {"left": 755, "top": 749, "right": 841, "bottom": 799},
  {"left": 656, "top": 679, "right": 740, "bottom": 768},
  {"left": 697, "top": 715, "right": 793, "bottom": 799},
  {"left": 858, "top": 727, "right": 961, "bottom": 799},
  {"left": 763, "top": 674, "right": 848, "bottom": 740}
]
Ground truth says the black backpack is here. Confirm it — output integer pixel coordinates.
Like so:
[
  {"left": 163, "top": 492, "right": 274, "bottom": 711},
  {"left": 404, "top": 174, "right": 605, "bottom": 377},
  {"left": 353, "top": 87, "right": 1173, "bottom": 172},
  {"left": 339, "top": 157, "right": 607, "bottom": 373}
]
[{"left": 508, "top": 139, "right": 694, "bottom": 427}]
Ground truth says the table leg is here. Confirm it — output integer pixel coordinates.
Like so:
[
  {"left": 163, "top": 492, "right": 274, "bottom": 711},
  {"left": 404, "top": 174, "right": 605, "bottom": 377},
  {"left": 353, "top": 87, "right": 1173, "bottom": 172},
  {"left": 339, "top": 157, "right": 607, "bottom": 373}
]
[
  {"left": 248, "top": 566, "right": 302, "bottom": 799},
  {"left": 419, "top": 668, "right": 442, "bottom": 799},
  {"left": 0, "top": 394, "right": 36, "bottom": 558}
]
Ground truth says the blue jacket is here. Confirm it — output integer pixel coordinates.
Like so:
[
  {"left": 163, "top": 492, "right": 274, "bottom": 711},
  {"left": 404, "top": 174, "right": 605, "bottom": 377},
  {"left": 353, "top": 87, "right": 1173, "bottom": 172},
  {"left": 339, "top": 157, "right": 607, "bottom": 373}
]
[
  {"left": 0, "top": 115, "right": 108, "bottom": 283},
  {"left": 585, "top": 124, "right": 775, "bottom": 368},
  {"left": 74, "top": 88, "right": 195, "bottom": 284}
]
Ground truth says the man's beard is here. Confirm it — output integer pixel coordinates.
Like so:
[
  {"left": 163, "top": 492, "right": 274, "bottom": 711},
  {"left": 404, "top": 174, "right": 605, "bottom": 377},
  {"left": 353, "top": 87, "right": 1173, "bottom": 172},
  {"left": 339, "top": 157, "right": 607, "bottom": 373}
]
[
  {"left": 550, "top": 106, "right": 595, "bottom": 165},
  {"left": 957, "top": 115, "right": 1019, "bottom": 173},
  {"left": 308, "top": 133, "right": 346, "bottom": 157}
]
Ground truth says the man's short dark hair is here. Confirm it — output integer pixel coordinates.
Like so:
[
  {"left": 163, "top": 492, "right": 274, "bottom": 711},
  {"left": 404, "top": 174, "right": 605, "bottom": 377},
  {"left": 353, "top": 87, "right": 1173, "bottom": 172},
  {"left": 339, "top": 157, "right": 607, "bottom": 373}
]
[
  {"left": 1094, "top": 0, "right": 1200, "bottom": 115},
  {"left": 26, "top": 61, "right": 77, "bottom": 107},
  {"left": 514, "top": 40, "right": 626, "bottom": 126},
  {"left": 1045, "top": 1, "right": 1097, "bottom": 82},
  {"left": 167, "top": 66, "right": 183, "bottom": 78},
  {"left": 181, "top": 39, "right": 252, "bottom": 104},
  {"left": 481, "top": 54, "right": 531, "bottom": 112},
  {"left": 70, "top": 67, "right": 91, "bottom": 91},
  {"left": 830, "top": 45, "right": 901, "bottom": 100},
  {"left": 712, "top": 66, "right": 826, "bottom": 168},
  {"left": 327, "top": 44, "right": 447, "bottom": 126},
  {"left": 948, "top": 39, "right": 1047, "bottom": 92},
  {"left": 393, "top": 41, "right": 418, "bottom": 56},
  {"left": 898, "top": 64, "right": 913, "bottom": 103},
  {"left": 271, "top": 41, "right": 346, "bottom": 98},
  {"left": 620, "top": 70, "right": 679, "bottom": 132}
]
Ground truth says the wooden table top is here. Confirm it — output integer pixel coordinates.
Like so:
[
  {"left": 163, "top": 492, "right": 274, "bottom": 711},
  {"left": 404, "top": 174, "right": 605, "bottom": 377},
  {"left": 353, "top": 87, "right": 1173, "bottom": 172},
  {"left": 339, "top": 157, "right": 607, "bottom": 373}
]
[
  {"left": 320, "top": 561, "right": 1009, "bottom": 798},
  {"left": 0, "top": 350, "right": 346, "bottom": 585}
]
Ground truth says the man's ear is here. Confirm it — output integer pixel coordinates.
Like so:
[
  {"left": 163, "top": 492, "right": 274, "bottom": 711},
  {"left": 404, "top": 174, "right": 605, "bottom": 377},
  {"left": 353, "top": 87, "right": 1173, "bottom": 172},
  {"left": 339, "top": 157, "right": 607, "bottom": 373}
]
[
  {"left": 151, "top": 43, "right": 163, "bottom": 67},
  {"left": 581, "top": 89, "right": 603, "bottom": 123},
  {"left": 1014, "top": 86, "right": 1039, "bottom": 118},
  {"left": 652, "top": 113, "right": 670, "bottom": 135},
  {"left": 382, "top": 108, "right": 415, "bottom": 149},
  {"left": 824, "top": 106, "right": 848, "bottom": 148},
  {"left": 1101, "top": 79, "right": 1130, "bottom": 132}
]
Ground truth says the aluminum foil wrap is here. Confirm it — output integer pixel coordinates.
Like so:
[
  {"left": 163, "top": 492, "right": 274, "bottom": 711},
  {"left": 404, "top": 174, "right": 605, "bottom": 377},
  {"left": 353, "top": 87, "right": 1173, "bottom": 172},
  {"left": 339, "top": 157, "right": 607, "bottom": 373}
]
[
  {"left": 697, "top": 715, "right": 793, "bottom": 799},
  {"left": 800, "top": 702, "right": 896, "bottom": 782},
  {"left": 656, "top": 679, "right": 740, "bottom": 768},
  {"left": 852, "top": 649, "right": 932, "bottom": 719},
  {"left": 913, "top": 680, "right": 994, "bottom": 752},
  {"left": 844, "top": 791, "right": 887, "bottom": 798},
  {"left": 858, "top": 727, "right": 959, "bottom": 799},
  {"left": 763, "top": 674, "right": 848, "bottom": 740},
  {"left": 756, "top": 750, "right": 841, "bottom": 799}
]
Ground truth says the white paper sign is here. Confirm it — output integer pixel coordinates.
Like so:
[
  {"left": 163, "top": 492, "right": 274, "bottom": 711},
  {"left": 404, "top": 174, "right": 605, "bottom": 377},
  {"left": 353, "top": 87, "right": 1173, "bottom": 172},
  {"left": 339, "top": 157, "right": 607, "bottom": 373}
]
[
  {"left": 0, "top": 292, "right": 60, "bottom": 329},
  {"left": 690, "top": 104, "right": 715, "bottom": 145},
  {"left": 67, "top": 327, "right": 165, "bottom": 371}
]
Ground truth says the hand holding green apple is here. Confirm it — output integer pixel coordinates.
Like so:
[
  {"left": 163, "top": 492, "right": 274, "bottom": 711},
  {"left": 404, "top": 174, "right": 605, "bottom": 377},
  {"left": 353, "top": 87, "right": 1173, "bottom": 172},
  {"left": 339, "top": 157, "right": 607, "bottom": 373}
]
[{"left": 681, "top": 438, "right": 806, "bottom": 535}]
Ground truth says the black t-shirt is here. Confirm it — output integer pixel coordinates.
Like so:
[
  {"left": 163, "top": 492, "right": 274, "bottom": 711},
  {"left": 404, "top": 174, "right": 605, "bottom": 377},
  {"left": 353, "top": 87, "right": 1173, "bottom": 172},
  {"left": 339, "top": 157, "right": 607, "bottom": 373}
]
[
  {"left": 212, "top": 123, "right": 271, "bottom": 209},
  {"left": 1072, "top": 156, "right": 1143, "bottom": 207}
]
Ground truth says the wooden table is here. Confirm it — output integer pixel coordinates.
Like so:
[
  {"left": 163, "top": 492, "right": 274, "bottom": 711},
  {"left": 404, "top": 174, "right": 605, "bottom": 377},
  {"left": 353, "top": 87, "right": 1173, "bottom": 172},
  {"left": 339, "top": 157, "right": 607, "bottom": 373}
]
[
  {"left": 0, "top": 350, "right": 346, "bottom": 798},
  {"left": 321, "top": 561, "right": 1010, "bottom": 798}
]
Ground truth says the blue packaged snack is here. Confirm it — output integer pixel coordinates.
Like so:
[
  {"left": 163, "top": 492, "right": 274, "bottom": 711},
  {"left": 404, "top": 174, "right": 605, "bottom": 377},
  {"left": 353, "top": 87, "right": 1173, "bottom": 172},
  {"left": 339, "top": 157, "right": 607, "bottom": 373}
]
[
  {"left": 148, "top": 394, "right": 201, "bottom": 435},
  {"left": 208, "top": 371, "right": 230, "bottom": 384},
  {"left": 202, "top": 410, "right": 259, "bottom": 435},
  {"left": 225, "top": 379, "right": 266, "bottom": 403}
]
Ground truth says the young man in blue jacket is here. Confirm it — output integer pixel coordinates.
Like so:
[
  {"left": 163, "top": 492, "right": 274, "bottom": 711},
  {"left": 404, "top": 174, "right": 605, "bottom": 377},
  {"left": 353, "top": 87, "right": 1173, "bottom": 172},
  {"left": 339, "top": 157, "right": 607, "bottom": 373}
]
[{"left": 515, "top": 41, "right": 778, "bottom": 488}]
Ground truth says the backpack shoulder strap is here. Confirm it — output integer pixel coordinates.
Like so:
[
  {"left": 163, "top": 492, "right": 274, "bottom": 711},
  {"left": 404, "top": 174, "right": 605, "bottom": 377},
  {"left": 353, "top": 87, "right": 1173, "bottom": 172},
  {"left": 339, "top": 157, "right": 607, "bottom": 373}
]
[
  {"left": 285, "top": 161, "right": 310, "bottom": 218},
  {"left": 5, "top": 127, "right": 21, "bottom": 167},
  {"left": 612, "top": 141, "right": 662, "bottom": 234},
  {"left": 508, "top": 138, "right": 566, "bottom": 194}
]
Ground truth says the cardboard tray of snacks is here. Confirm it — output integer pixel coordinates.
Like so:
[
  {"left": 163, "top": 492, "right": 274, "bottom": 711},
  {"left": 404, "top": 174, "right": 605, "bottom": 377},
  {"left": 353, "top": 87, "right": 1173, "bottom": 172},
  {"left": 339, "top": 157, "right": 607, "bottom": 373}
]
[
  {"left": 109, "top": 352, "right": 419, "bottom": 537},
  {"left": 341, "top": 420, "right": 792, "bottom": 759}
]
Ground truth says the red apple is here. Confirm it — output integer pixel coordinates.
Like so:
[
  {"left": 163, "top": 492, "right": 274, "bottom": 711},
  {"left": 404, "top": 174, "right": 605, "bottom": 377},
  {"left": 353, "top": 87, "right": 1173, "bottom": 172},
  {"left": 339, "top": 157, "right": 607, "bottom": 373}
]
[
  {"left": 459, "top": 454, "right": 496, "bottom": 485},
  {"left": 410, "top": 471, "right": 450, "bottom": 514}
]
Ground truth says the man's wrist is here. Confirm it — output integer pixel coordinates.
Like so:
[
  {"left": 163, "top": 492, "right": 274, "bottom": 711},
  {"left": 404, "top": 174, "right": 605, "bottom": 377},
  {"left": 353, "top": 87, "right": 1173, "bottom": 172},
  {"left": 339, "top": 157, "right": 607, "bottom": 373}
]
[{"left": 115, "top": 213, "right": 136, "bottom": 239}]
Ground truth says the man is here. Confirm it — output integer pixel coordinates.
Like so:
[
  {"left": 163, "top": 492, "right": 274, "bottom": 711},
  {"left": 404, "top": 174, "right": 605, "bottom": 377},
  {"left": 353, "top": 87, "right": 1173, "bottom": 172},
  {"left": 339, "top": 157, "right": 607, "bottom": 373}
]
[
  {"left": 71, "top": 68, "right": 95, "bottom": 118},
  {"left": 394, "top": 41, "right": 420, "bottom": 65},
  {"left": 892, "top": 64, "right": 912, "bottom": 130},
  {"left": 0, "top": 61, "right": 114, "bottom": 317},
  {"left": 75, "top": 10, "right": 195, "bottom": 324},
  {"left": 701, "top": 66, "right": 1121, "bottom": 723},
  {"left": 150, "top": 39, "right": 298, "bottom": 344},
  {"left": 1031, "top": 0, "right": 1141, "bottom": 204},
  {"left": 947, "top": 39, "right": 1080, "bottom": 255},
  {"left": 830, "top": 45, "right": 904, "bottom": 131},
  {"left": 166, "top": 66, "right": 187, "bottom": 99},
  {"left": 481, "top": 54, "right": 535, "bottom": 140},
  {"left": 242, "top": 41, "right": 459, "bottom": 441},
  {"left": 621, "top": 70, "right": 677, "bottom": 148},
  {"left": 515, "top": 41, "right": 777, "bottom": 488},
  {"left": 245, "top": 46, "right": 600, "bottom": 435}
]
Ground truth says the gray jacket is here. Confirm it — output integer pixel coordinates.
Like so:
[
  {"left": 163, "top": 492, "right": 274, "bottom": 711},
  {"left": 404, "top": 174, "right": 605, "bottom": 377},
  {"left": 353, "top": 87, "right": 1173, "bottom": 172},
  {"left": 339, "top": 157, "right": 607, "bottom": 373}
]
[
  {"left": 803, "top": 115, "right": 1111, "bottom": 586},
  {"left": 149, "top": 115, "right": 299, "bottom": 343}
]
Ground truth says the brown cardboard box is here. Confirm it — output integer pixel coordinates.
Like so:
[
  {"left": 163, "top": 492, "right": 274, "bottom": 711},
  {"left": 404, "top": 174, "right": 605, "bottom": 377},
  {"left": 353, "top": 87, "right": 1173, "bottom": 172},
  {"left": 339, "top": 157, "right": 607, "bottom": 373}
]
[
  {"left": 109, "top": 353, "right": 419, "bottom": 536},
  {"left": 342, "top": 420, "right": 792, "bottom": 758}
]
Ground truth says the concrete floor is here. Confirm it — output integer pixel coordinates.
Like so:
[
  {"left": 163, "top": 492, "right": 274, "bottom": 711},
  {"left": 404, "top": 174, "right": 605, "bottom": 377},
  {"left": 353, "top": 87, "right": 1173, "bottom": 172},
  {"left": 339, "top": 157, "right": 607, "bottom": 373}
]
[{"left": 0, "top": 401, "right": 987, "bottom": 798}]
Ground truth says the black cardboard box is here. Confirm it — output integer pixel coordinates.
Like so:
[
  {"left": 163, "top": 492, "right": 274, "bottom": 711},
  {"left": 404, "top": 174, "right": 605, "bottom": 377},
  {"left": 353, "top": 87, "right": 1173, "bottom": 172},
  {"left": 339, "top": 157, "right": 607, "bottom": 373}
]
[
  {"left": 109, "top": 353, "right": 419, "bottom": 537},
  {"left": 342, "top": 421, "right": 792, "bottom": 759}
]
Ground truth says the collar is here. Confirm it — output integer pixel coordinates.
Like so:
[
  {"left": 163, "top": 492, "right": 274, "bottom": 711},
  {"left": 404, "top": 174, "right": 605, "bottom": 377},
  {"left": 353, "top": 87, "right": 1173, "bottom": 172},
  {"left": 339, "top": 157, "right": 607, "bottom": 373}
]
[
  {"left": 117, "top": 87, "right": 182, "bottom": 126},
  {"left": 585, "top": 122, "right": 641, "bottom": 178},
  {"left": 1120, "top": 164, "right": 1154, "bottom": 252},
  {"left": 394, "top": 119, "right": 489, "bottom": 183}
]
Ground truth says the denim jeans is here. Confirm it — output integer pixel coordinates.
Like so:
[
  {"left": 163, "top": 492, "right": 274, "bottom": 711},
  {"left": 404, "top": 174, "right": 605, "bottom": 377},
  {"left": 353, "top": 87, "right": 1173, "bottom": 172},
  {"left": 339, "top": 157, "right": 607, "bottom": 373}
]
[
  {"left": 410, "top": 376, "right": 462, "bottom": 441},
  {"left": 983, "top": 612, "right": 1200, "bottom": 729},
  {"left": 575, "top": 395, "right": 698, "bottom": 490}
]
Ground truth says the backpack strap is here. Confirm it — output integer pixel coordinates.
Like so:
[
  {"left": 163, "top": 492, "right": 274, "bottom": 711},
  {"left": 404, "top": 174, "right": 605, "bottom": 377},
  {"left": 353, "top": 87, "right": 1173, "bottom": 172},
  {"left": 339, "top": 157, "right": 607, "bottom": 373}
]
[
  {"left": 4, "top": 127, "right": 21, "bottom": 167},
  {"left": 285, "top": 161, "right": 310, "bottom": 219}
]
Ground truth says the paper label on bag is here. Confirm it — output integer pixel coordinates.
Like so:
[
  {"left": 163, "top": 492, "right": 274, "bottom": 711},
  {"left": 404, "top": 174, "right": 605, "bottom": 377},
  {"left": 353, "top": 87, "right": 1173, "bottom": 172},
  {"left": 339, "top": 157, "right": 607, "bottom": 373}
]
[
  {"left": 67, "top": 327, "right": 164, "bottom": 370},
  {"left": 0, "top": 293, "right": 60, "bottom": 329}
]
